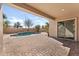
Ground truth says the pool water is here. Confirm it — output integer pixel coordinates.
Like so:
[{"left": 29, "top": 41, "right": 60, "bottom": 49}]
[{"left": 16, "top": 32, "right": 35, "bottom": 36}]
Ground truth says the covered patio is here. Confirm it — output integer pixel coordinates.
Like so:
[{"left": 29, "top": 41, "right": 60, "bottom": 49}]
[{"left": 0, "top": 3, "right": 79, "bottom": 55}]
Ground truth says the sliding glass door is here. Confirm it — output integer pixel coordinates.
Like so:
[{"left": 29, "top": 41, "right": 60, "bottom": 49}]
[
  {"left": 57, "top": 22, "right": 65, "bottom": 38},
  {"left": 57, "top": 19, "right": 75, "bottom": 40}
]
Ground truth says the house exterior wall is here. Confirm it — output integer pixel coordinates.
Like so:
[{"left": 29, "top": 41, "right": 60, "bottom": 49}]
[{"left": 0, "top": 4, "right": 3, "bottom": 54}]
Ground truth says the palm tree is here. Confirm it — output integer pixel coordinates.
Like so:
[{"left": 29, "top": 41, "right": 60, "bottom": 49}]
[
  {"left": 24, "top": 18, "right": 33, "bottom": 31},
  {"left": 35, "top": 25, "right": 40, "bottom": 32},
  {"left": 14, "top": 22, "right": 21, "bottom": 28}
]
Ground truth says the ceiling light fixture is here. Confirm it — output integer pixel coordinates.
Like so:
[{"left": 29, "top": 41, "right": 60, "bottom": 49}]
[{"left": 61, "top": 9, "right": 65, "bottom": 11}]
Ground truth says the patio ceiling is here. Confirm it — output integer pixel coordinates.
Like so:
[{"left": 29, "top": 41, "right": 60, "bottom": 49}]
[
  {"left": 12, "top": 3, "right": 56, "bottom": 20},
  {"left": 12, "top": 3, "right": 79, "bottom": 20}
]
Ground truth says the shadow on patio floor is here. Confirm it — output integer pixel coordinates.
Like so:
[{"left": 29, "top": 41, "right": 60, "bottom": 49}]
[{"left": 51, "top": 37, "right": 79, "bottom": 56}]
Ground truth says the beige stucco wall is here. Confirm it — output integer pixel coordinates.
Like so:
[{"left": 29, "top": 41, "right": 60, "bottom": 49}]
[
  {"left": 49, "top": 19, "right": 57, "bottom": 37},
  {"left": 0, "top": 4, "right": 3, "bottom": 54}
]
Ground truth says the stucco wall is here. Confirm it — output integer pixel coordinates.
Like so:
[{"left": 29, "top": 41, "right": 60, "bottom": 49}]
[
  {"left": 49, "top": 19, "right": 57, "bottom": 37},
  {"left": 0, "top": 4, "right": 3, "bottom": 54}
]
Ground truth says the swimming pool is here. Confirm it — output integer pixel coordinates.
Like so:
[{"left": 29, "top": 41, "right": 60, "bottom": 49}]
[{"left": 11, "top": 32, "right": 35, "bottom": 36}]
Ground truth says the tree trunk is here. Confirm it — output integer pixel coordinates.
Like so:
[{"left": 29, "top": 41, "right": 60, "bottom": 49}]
[{"left": 27, "top": 27, "right": 29, "bottom": 31}]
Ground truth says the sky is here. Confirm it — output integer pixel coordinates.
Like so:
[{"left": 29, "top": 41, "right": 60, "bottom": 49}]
[{"left": 2, "top": 4, "right": 49, "bottom": 28}]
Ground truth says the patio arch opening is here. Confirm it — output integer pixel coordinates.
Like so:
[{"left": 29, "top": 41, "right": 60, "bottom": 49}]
[{"left": 3, "top": 4, "right": 53, "bottom": 35}]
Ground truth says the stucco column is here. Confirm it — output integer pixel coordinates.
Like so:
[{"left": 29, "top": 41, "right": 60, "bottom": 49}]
[
  {"left": 49, "top": 19, "right": 57, "bottom": 38},
  {"left": 0, "top": 4, "right": 3, "bottom": 55}
]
